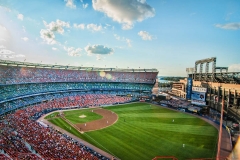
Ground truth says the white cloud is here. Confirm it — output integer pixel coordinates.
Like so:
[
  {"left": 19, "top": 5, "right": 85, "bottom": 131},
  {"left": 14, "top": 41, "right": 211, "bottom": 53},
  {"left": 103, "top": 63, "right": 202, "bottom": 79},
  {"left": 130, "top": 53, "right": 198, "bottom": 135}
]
[
  {"left": 0, "top": 25, "right": 11, "bottom": 45},
  {"left": 73, "top": 23, "right": 85, "bottom": 29},
  {"left": 0, "top": 45, "right": 14, "bottom": 55},
  {"left": 126, "top": 38, "right": 131, "bottom": 47},
  {"left": 96, "top": 54, "right": 102, "bottom": 60},
  {"left": 215, "top": 23, "right": 240, "bottom": 30},
  {"left": 138, "top": 31, "right": 153, "bottom": 40},
  {"left": 114, "top": 34, "right": 132, "bottom": 47},
  {"left": 83, "top": 3, "right": 88, "bottom": 9},
  {"left": 86, "top": 24, "right": 102, "bottom": 32},
  {"left": 228, "top": 64, "right": 240, "bottom": 72},
  {"left": 64, "top": 0, "right": 76, "bottom": 9},
  {"left": 40, "top": 19, "right": 70, "bottom": 44},
  {"left": 114, "top": 34, "right": 121, "bottom": 40},
  {"left": 52, "top": 47, "right": 57, "bottom": 50},
  {"left": 64, "top": 46, "right": 82, "bottom": 56},
  {"left": 43, "top": 19, "right": 70, "bottom": 34},
  {"left": 40, "top": 29, "right": 56, "bottom": 44},
  {"left": 0, "top": 45, "right": 25, "bottom": 58},
  {"left": 21, "top": 37, "right": 29, "bottom": 41},
  {"left": 85, "top": 44, "right": 114, "bottom": 55},
  {"left": 92, "top": 0, "right": 155, "bottom": 30},
  {"left": 17, "top": 14, "right": 24, "bottom": 20}
]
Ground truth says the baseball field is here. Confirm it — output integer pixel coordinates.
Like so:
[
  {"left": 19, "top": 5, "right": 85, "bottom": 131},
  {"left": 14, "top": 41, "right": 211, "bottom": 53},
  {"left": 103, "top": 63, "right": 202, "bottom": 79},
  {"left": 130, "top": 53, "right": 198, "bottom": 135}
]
[{"left": 45, "top": 102, "right": 218, "bottom": 160}]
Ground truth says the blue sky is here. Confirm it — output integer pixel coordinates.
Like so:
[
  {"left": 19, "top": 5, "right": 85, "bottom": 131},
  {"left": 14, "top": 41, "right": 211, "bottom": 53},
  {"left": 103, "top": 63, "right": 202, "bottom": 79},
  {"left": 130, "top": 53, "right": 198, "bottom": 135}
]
[{"left": 0, "top": 0, "right": 240, "bottom": 76}]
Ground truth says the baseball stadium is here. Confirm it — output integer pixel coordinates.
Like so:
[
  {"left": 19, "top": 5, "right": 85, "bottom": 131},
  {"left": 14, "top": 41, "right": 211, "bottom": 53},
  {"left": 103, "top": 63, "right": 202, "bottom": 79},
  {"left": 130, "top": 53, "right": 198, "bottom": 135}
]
[{"left": 0, "top": 58, "right": 238, "bottom": 160}]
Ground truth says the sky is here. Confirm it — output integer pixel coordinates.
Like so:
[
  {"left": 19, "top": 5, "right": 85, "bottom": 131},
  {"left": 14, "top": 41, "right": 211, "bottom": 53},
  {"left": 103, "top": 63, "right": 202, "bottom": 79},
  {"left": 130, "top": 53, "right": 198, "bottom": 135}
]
[{"left": 0, "top": 0, "right": 240, "bottom": 76}]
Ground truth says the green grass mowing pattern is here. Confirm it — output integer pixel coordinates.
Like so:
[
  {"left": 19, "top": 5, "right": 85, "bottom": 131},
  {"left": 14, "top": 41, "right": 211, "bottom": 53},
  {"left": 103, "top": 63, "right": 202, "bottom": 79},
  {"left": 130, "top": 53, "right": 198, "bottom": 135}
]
[
  {"left": 63, "top": 109, "right": 103, "bottom": 124},
  {"left": 44, "top": 112, "right": 59, "bottom": 119},
  {"left": 50, "top": 103, "right": 218, "bottom": 160},
  {"left": 49, "top": 117, "right": 82, "bottom": 137}
]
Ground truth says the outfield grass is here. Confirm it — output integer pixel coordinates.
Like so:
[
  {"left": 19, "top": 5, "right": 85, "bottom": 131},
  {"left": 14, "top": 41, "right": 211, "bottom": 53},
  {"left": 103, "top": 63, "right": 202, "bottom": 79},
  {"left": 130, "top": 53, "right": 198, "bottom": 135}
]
[{"left": 47, "top": 103, "right": 218, "bottom": 160}]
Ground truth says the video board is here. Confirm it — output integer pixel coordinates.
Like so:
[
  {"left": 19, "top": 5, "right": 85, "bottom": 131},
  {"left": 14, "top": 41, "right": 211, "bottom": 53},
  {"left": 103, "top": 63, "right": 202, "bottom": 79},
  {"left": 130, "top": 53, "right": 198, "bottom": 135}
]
[{"left": 191, "top": 87, "right": 207, "bottom": 105}]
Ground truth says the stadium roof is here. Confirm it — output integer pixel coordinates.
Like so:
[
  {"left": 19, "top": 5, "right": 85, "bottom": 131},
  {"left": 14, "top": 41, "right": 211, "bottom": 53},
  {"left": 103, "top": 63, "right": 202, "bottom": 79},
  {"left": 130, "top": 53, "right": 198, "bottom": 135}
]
[{"left": 0, "top": 59, "right": 158, "bottom": 73}]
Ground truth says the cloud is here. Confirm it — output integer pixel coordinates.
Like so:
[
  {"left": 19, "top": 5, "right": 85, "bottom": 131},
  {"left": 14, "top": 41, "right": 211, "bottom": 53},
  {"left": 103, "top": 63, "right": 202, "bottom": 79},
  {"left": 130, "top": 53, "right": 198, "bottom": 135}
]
[
  {"left": 0, "top": 24, "right": 11, "bottom": 45},
  {"left": 96, "top": 54, "right": 102, "bottom": 60},
  {"left": 43, "top": 19, "right": 70, "bottom": 34},
  {"left": 0, "top": 45, "right": 25, "bottom": 58},
  {"left": 83, "top": 3, "right": 88, "bottom": 9},
  {"left": 0, "top": 45, "right": 14, "bottom": 55},
  {"left": 215, "top": 23, "right": 240, "bottom": 30},
  {"left": 40, "top": 19, "right": 70, "bottom": 44},
  {"left": 17, "top": 14, "right": 24, "bottom": 20},
  {"left": 64, "top": 0, "right": 76, "bottom": 9},
  {"left": 114, "top": 34, "right": 121, "bottom": 40},
  {"left": 85, "top": 44, "right": 114, "bottom": 55},
  {"left": 92, "top": 0, "right": 155, "bottom": 30},
  {"left": 64, "top": 46, "right": 82, "bottom": 56},
  {"left": 228, "top": 64, "right": 240, "bottom": 72},
  {"left": 126, "top": 38, "right": 131, "bottom": 47},
  {"left": 73, "top": 23, "right": 85, "bottom": 29},
  {"left": 86, "top": 24, "right": 102, "bottom": 32},
  {"left": 138, "top": 31, "right": 153, "bottom": 40},
  {"left": 40, "top": 29, "right": 56, "bottom": 44},
  {"left": 52, "top": 47, "right": 57, "bottom": 50},
  {"left": 21, "top": 37, "right": 29, "bottom": 41},
  {"left": 114, "top": 34, "right": 132, "bottom": 47}
]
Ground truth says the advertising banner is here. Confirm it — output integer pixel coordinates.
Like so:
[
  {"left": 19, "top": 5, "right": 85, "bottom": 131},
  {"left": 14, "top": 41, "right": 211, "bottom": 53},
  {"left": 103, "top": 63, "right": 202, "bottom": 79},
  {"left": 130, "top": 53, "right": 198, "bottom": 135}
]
[{"left": 186, "top": 78, "right": 192, "bottom": 100}]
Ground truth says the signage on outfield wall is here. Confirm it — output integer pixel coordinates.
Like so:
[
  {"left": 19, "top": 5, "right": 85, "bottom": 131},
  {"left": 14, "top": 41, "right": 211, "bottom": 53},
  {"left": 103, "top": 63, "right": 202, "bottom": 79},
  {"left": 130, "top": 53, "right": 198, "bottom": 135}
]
[
  {"left": 191, "top": 87, "right": 207, "bottom": 106},
  {"left": 186, "top": 78, "right": 192, "bottom": 100}
]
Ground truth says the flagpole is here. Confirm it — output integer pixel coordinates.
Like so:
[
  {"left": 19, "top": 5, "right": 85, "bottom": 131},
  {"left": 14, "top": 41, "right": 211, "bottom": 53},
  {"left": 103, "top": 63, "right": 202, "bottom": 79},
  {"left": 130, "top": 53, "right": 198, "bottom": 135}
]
[{"left": 216, "top": 95, "right": 224, "bottom": 159}]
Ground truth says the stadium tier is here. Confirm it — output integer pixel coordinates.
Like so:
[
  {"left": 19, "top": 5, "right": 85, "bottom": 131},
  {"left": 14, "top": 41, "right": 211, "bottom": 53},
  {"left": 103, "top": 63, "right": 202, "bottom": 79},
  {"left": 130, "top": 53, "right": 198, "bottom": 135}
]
[
  {"left": 0, "top": 60, "right": 158, "bottom": 112},
  {"left": 0, "top": 60, "right": 158, "bottom": 159}
]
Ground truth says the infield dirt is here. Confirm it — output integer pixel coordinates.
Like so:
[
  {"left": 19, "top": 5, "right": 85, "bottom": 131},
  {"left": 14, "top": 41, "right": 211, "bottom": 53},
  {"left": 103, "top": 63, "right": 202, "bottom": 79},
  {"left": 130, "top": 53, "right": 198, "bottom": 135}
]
[{"left": 75, "top": 108, "right": 118, "bottom": 132}]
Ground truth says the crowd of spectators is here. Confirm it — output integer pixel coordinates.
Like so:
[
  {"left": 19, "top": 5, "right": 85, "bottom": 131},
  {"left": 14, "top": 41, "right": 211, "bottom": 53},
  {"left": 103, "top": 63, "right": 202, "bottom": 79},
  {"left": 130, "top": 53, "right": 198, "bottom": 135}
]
[
  {"left": 0, "top": 65, "right": 158, "bottom": 84},
  {"left": 0, "top": 92, "right": 135, "bottom": 116},
  {"left": 0, "top": 82, "right": 152, "bottom": 101},
  {"left": 0, "top": 94, "right": 132, "bottom": 159},
  {"left": 161, "top": 99, "right": 192, "bottom": 108}
]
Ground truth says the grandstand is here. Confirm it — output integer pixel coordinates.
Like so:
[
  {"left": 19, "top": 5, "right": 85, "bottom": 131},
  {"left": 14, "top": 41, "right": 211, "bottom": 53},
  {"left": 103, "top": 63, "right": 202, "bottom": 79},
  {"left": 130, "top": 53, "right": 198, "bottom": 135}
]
[{"left": 0, "top": 59, "right": 158, "bottom": 159}]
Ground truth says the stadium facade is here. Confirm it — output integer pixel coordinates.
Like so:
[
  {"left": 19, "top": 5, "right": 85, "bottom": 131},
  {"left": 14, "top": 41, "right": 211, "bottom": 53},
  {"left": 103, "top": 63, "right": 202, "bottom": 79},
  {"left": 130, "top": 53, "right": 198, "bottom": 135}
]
[{"left": 171, "top": 57, "right": 240, "bottom": 122}]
